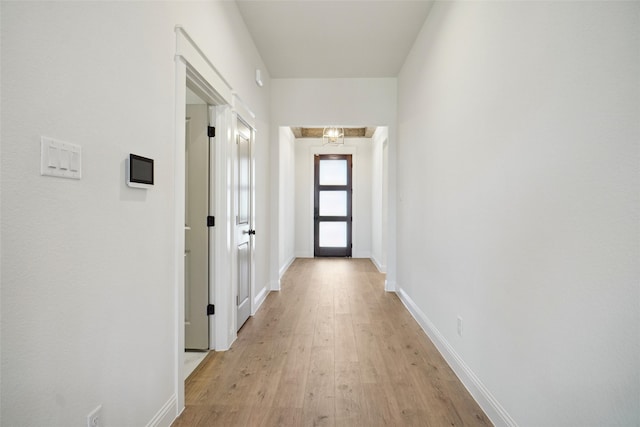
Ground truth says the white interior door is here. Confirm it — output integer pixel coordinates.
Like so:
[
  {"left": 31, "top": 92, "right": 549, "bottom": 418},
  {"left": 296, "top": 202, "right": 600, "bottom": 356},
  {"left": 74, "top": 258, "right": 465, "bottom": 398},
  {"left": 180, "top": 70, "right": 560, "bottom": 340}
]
[
  {"left": 185, "top": 100, "right": 210, "bottom": 350},
  {"left": 236, "top": 119, "right": 253, "bottom": 330}
]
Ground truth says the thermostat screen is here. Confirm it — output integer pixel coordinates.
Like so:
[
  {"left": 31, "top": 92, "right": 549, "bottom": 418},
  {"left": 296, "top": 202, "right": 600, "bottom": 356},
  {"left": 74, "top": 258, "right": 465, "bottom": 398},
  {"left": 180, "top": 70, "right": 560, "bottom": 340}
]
[{"left": 130, "top": 154, "right": 154, "bottom": 185}]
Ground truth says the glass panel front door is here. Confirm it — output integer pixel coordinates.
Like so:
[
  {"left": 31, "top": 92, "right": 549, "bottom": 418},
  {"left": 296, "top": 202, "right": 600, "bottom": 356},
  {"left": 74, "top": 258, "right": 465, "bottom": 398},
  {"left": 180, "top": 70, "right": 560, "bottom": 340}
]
[{"left": 314, "top": 154, "right": 352, "bottom": 257}]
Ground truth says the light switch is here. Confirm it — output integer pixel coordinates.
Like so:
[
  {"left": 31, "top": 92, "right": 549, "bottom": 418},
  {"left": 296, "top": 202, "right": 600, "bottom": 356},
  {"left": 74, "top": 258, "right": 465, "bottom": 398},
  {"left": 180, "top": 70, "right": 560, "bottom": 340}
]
[
  {"left": 59, "top": 149, "right": 70, "bottom": 170},
  {"left": 70, "top": 151, "right": 80, "bottom": 172},
  {"left": 41, "top": 137, "right": 81, "bottom": 179},
  {"left": 47, "top": 146, "right": 58, "bottom": 168}
]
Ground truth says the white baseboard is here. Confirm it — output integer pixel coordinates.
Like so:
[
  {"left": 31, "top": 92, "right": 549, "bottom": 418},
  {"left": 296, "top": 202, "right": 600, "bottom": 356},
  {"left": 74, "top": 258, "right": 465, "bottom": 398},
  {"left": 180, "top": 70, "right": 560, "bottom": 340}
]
[
  {"left": 295, "top": 251, "right": 313, "bottom": 258},
  {"left": 396, "top": 288, "right": 517, "bottom": 427},
  {"left": 384, "top": 279, "right": 396, "bottom": 292},
  {"left": 146, "top": 394, "right": 177, "bottom": 427},
  {"left": 253, "top": 285, "right": 269, "bottom": 314},
  {"left": 279, "top": 255, "right": 295, "bottom": 278},
  {"left": 370, "top": 255, "right": 386, "bottom": 273}
]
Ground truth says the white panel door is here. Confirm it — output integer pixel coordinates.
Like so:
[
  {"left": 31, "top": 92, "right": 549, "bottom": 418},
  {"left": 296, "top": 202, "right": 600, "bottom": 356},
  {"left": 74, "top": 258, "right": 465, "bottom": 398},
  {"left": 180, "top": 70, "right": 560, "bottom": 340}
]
[{"left": 236, "top": 119, "right": 253, "bottom": 330}]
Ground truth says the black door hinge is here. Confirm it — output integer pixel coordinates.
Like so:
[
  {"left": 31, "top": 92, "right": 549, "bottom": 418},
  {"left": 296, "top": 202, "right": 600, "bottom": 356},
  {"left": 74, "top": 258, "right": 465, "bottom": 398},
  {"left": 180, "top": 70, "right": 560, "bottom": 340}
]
[
  {"left": 207, "top": 304, "right": 215, "bottom": 316},
  {"left": 207, "top": 216, "right": 215, "bottom": 227},
  {"left": 207, "top": 126, "right": 216, "bottom": 138}
]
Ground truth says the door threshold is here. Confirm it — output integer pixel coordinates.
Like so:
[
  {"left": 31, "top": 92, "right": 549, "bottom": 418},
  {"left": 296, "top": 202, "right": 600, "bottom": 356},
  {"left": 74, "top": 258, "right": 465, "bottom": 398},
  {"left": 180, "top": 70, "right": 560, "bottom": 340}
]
[{"left": 184, "top": 350, "right": 209, "bottom": 380}]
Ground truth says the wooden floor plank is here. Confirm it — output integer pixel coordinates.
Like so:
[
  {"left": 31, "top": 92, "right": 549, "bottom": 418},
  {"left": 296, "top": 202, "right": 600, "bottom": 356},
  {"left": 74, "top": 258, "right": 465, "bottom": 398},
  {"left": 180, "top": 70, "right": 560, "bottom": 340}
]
[
  {"left": 272, "top": 333, "right": 314, "bottom": 409},
  {"left": 334, "top": 313, "right": 358, "bottom": 363},
  {"left": 334, "top": 361, "right": 365, "bottom": 425},
  {"left": 173, "top": 258, "right": 491, "bottom": 427},
  {"left": 302, "top": 345, "right": 335, "bottom": 426}
]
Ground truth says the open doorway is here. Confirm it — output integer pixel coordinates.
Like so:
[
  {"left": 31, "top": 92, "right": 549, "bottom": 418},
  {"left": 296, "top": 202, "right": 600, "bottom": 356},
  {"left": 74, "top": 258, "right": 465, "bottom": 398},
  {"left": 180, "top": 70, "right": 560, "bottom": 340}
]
[
  {"left": 175, "top": 26, "right": 250, "bottom": 414},
  {"left": 184, "top": 86, "right": 213, "bottom": 377},
  {"left": 278, "top": 126, "right": 388, "bottom": 269}
]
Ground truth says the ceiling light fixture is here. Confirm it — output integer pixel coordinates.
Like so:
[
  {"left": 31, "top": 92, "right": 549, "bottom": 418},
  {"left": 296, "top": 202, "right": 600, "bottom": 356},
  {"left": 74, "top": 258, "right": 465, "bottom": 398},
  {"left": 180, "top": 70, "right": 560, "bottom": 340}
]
[{"left": 322, "top": 126, "right": 344, "bottom": 146}]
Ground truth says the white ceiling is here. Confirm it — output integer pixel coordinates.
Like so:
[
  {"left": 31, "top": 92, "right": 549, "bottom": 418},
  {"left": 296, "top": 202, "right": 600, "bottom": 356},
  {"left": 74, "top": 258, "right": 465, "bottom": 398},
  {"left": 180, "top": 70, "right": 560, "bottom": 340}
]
[{"left": 235, "top": 0, "right": 434, "bottom": 79}]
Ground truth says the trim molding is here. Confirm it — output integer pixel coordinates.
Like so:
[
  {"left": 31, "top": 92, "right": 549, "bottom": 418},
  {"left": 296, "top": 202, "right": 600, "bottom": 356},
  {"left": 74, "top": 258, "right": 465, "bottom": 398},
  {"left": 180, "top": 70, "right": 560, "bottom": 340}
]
[
  {"left": 175, "top": 26, "right": 232, "bottom": 104},
  {"left": 370, "top": 255, "right": 386, "bottom": 273},
  {"left": 384, "top": 279, "right": 396, "bottom": 292},
  {"left": 279, "top": 255, "right": 295, "bottom": 279},
  {"left": 146, "top": 394, "right": 177, "bottom": 427},
  {"left": 232, "top": 93, "right": 256, "bottom": 129},
  {"left": 253, "top": 285, "right": 269, "bottom": 314},
  {"left": 396, "top": 288, "right": 517, "bottom": 427}
]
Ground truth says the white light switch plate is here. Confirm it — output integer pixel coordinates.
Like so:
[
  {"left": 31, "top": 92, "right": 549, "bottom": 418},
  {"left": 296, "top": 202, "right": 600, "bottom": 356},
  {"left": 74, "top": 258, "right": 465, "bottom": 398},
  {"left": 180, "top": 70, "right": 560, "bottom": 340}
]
[{"left": 41, "top": 137, "right": 81, "bottom": 179}]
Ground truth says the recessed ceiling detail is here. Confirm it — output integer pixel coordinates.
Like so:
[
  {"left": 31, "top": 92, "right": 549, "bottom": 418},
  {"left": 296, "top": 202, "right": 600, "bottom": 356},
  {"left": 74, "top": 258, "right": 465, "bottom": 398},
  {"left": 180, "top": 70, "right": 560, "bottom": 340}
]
[{"left": 291, "top": 127, "right": 376, "bottom": 139}]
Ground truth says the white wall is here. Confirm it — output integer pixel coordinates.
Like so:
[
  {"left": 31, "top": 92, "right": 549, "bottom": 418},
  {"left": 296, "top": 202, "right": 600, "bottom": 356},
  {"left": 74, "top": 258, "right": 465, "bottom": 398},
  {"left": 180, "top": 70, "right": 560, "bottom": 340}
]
[
  {"left": 1, "top": 2, "right": 270, "bottom": 426},
  {"left": 371, "top": 127, "right": 388, "bottom": 272},
  {"left": 270, "top": 78, "right": 398, "bottom": 285},
  {"left": 294, "top": 138, "right": 373, "bottom": 258},
  {"left": 278, "top": 127, "right": 296, "bottom": 276},
  {"left": 397, "top": 2, "right": 640, "bottom": 426}
]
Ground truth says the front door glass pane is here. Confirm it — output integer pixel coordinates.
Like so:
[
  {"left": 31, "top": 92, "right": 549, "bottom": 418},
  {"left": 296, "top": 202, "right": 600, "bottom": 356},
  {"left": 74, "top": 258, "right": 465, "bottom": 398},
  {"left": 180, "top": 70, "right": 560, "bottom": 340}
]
[
  {"left": 319, "top": 160, "right": 347, "bottom": 185},
  {"left": 319, "top": 191, "right": 347, "bottom": 216},
  {"left": 319, "top": 222, "right": 347, "bottom": 247}
]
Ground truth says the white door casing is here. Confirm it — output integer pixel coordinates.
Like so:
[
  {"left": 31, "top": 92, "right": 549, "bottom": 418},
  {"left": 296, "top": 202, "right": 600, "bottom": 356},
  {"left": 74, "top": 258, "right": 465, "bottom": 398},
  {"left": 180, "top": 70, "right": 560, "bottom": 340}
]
[
  {"left": 175, "top": 26, "right": 235, "bottom": 414},
  {"left": 175, "top": 26, "right": 260, "bottom": 416}
]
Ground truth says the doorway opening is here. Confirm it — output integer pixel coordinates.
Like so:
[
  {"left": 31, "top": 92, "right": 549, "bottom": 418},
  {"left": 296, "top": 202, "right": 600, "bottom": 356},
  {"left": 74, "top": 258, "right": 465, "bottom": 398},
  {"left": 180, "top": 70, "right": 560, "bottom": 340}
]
[
  {"left": 175, "top": 25, "right": 247, "bottom": 414},
  {"left": 184, "top": 85, "right": 213, "bottom": 377},
  {"left": 277, "top": 126, "right": 388, "bottom": 268}
]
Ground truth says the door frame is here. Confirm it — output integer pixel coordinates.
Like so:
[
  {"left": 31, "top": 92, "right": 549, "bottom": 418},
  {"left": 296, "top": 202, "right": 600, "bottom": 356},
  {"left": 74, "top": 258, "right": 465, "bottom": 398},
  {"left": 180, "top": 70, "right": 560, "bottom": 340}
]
[
  {"left": 307, "top": 145, "right": 358, "bottom": 258},
  {"left": 314, "top": 154, "right": 353, "bottom": 257},
  {"left": 174, "top": 26, "right": 236, "bottom": 414}
]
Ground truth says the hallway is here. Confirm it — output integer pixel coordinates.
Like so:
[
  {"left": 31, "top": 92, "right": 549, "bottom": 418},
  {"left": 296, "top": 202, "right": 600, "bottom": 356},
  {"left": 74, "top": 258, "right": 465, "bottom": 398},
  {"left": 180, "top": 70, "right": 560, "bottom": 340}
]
[{"left": 173, "top": 258, "right": 491, "bottom": 426}]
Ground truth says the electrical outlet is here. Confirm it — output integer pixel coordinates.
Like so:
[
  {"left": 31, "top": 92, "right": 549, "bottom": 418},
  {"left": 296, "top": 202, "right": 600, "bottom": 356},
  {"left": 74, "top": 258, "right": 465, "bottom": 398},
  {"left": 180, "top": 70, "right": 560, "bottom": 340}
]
[
  {"left": 87, "top": 405, "right": 102, "bottom": 427},
  {"left": 457, "top": 316, "right": 463, "bottom": 337}
]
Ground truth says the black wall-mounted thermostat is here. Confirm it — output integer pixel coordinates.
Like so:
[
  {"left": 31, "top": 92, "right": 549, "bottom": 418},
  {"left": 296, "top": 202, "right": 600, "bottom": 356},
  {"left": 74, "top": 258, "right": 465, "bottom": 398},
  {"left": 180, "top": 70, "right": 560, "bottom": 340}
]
[{"left": 126, "top": 154, "right": 154, "bottom": 188}]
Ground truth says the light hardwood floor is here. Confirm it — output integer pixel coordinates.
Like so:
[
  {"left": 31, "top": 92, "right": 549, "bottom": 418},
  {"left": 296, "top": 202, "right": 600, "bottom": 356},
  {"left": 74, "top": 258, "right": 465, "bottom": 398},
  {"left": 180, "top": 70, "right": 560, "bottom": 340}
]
[{"left": 173, "top": 258, "right": 491, "bottom": 426}]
